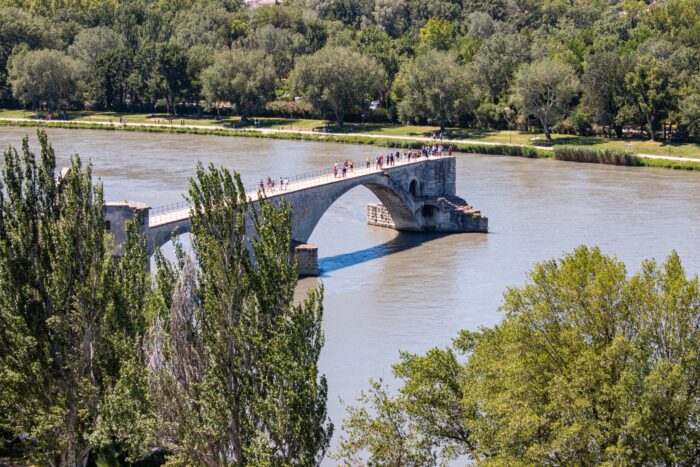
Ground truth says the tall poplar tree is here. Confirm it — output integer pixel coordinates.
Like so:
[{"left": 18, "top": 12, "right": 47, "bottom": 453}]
[
  {"left": 0, "top": 131, "right": 149, "bottom": 466},
  {"left": 144, "top": 163, "right": 332, "bottom": 465}
]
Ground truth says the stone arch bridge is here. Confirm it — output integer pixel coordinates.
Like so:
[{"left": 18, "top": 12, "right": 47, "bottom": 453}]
[{"left": 106, "top": 156, "right": 487, "bottom": 276}]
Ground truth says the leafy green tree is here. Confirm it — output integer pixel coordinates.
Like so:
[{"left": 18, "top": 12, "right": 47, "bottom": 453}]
[
  {"left": 250, "top": 24, "right": 304, "bottom": 78},
  {"left": 309, "top": 0, "right": 374, "bottom": 26},
  {"left": 417, "top": 17, "right": 454, "bottom": 52},
  {"left": 471, "top": 31, "right": 530, "bottom": 102},
  {"left": 68, "top": 26, "right": 125, "bottom": 66},
  {"left": 8, "top": 48, "right": 83, "bottom": 111},
  {"left": 512, "top": 58, "right": 580, "bottom": 140},
  {"left": 373, "top": 0, "right": 408, "bottom": 37},
  {"left": 405, "top": 0, "right": 463, "bottom": 26},
  {"left": 625, "top": 54, "right": 677, "bottom": 140},
  {"left": 152, "top": 42, "right": 191, "bottom": 115},
  {"left": 582, "top": 50, "right": 633, "bottom": 137},
  {"left": 678, "top": 75, "right": 700, "bottom": 137},
  {"left": 394, "top": 50, "right": 475, "bottom": 131},
  {"left": 91, "top": 47, "right": 134, "bottom": 111},
  {"left": 0, "top": 131, "right": 148, "bottom": 466},
  {"left": 0, "top": 7, "right": 57, "bottom": 104},
  {"left": 143, "top": 163, "right": 333, "bottom": 465},
  {"left": 290, "top": 46, "right": 386, "bottom": 126},
  {"left": 171, "top": 0, "right": 236, "bottom": 49},
  {"left": 201, "top": 48, "right": 276, "bottom": 120},
  {"left": 356, "top": 25, "right": 402, "bottom": 79},
  {"left": 340, "top": 246, "right": 700, "bottom": 465}
]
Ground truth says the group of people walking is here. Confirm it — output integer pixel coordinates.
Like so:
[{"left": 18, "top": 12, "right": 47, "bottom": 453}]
[
  {"left": 333, "top": 160, "right": 355, "bottom": 178},
  {"left": 259, "top": 176, "right": 289, "bottom": 192},
  {"left": 257, "top": 143, "right": 454, "bottom": 194}
]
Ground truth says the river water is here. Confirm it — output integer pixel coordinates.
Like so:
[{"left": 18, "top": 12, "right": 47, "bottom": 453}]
[{"left": 2, "top": 127, "right": 700, "bottom": 454}]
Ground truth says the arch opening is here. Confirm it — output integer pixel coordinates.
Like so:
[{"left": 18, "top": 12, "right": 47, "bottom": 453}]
[
  {"left": 409, "top": 179, "right": 418, "bottom": 196},
  {"left": 291, "top": 178, "right": 420, "bottom": 244}
]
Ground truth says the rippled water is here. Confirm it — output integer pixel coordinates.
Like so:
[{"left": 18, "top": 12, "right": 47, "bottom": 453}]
[{"left": 3, "top": 127, "right": 700, "bottom": 456}]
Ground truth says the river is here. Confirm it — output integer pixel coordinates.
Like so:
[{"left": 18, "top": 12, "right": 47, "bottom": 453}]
[{"left": 2, "top": 127, "right": 700, "bottom": 455}]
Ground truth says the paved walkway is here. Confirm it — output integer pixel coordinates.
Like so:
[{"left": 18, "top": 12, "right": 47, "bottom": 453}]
[
  {"left": 149, "top": 153, "right": 442, "bottom": 228},
  {"left": 1, "top": 117, "right": 696, "bottom": 163}
]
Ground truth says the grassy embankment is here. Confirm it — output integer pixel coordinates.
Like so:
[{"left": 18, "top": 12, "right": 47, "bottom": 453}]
[{"left": 1, "top": 109, "right": 699, "bottom": 171}]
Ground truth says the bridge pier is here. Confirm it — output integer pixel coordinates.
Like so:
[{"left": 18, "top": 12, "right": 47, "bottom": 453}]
[
  {"left": 293, "top": 243, "right": 319, "bottom": 277},
  {"left": 367, "top": 197, "right": 488, "bottom": 233}
]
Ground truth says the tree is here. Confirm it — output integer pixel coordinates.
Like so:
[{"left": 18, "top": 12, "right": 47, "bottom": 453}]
[
  {"left": 340, "top": 246, "right": 700, "bottom": 465},
  {"left": 394, "top": 50, "right": 475, "bottom": 131},
  {"left": 356, "top": 25, "right": 402, "bottom": 79},
  {"left": 201, "top": 48, "right": 276, "bottom": 120},
  {"left": 582, "top": 50, "right": 633, "bottom": 137},
  {"left": 143, "top": 163, "right": 333, "bottom": 465},
  {"left": 471, "top": 31, "right": 530, "bottom": 102},
  {"left": 250, "top": 25, "right": 304, "bottom": 78},
  {"left": 417, "top": 17, "right": 455, "bottom": 52},
  {"left": 512, "top": 58, "right": 580, "bottom": 140},
  {"left": 290, "top": 46, "right": 386, "bottom": 126},
  {"left": 678, "top": 75, "right": 700, "bottom": 137},
  {"left": 68, "top": 26, "right": 126, "bottom": 66},
  {"left": 309, "top": 0, "right": 374, "bottom": 26},
  {"left": 152, "top": 42, "right": 191, "bottom": 115},
  {"left": 0, "top": 7, "right": 57, "bottom": 104},
  {"left": 8, "top": 48, "right": 82, "bottom": 111},
  {"left": 373, "top": 0, "right": 408, "bottom": 37},
  {"left": 0, "top": 131, "right": 148, "bottom": 466},
  {"left": 171, "top": 0, "right": 236, "bottom": 49},
  {"left": 625, "top": 54, "right": 677, "bottom": 141},
  {"left": 91, "top": 47, "right": 134, "bottom": 111}
]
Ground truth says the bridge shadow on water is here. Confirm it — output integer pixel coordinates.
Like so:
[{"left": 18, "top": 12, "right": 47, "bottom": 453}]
[{"left": 318, "top": 232, "right": 446, "bottom": 276}]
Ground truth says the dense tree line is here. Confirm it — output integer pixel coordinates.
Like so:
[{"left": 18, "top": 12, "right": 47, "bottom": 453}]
[
  {"left": 0, "top": 131, "right": 331, "bottom": 465},
  {"left": 1, "top": 0, "right": 699, "bottom": 139}
]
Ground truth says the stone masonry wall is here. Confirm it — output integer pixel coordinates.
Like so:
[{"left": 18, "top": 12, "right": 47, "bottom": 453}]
[
  {"left": 367, "top": 204, "right": 396, "bottom": 229},
  {"left": 294, "top": 243, "right": 319, "bottom": 276}
]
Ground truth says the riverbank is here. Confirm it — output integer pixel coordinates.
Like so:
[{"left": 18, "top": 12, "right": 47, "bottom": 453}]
[{"left": 1, "top": 116, "right": 700, "bottom": 171}]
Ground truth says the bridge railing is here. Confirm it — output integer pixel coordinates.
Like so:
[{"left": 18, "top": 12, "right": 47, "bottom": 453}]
[
  {"left": 151, "top": 200, "right": 190, "bottom": 216},
  {"left": 150, "top": 153, "right": 451, "bottom": 222}
]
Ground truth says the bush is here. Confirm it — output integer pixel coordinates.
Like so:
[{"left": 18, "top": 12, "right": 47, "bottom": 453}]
[{"left": 553, "top": 146, "right": 641, "bottom": 165}]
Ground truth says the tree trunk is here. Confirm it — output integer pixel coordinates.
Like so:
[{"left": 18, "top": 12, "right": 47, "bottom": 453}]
[
  {"left": 613, "top": 124, "right": 623, "bottom": 139},
  {"left": 336, "top": 112, "right": 344, "bottom": 127},
  {"left": 543, "top": 122, "right": 552, "bottom": 140},
  {"left": 647, "top": 115, "right": 655, "bottom": 141}
]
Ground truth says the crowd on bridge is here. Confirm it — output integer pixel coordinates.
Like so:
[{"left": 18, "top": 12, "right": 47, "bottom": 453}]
[{"left": 255, "top": 143, "right": 454, "bottom": 193}]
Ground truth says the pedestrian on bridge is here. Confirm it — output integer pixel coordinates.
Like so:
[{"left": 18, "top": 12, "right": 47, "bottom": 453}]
[
  {"left": 333, "top": 161, "right": 338, "bottom": 178},
  {"left": 366, "top": 155, "right": 371, "bottom": 168}
]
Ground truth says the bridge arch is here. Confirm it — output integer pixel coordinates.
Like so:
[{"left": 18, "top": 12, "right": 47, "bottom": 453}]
[{"left": 285, "top": 173, "right": 421, "bottom": 244}]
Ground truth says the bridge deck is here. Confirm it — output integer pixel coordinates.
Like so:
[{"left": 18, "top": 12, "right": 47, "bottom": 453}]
[{"left": 149, "top": 154, "right": 450, "bottom": 228}]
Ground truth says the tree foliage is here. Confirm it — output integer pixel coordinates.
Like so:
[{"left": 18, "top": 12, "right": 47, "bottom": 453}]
[
  {"left": 142, "top": 163, "right": 332, "bottom": 465},
  {"left": 290, "top": 45, "right": 385, "bottom": 126},
  {"left": 201, "top": 48, "right": 276, "bottom": 119},
  {"left": 8, "top": 48, "right": 82, "bottom": 111},
  {"left": 512, "top": 58, "right": 580, "bottom": 139},
  {"left": 340, "top": 246, "right": 700, "bottom": 465},
  {"left": 0, "top": 131, "right": 148, "bottom": 466},
  {"left": 1, "top": 0, "right": 699, "bottom": 138},
  {"left": 394, "top": 50, "right": 475, "bottom": 130}
]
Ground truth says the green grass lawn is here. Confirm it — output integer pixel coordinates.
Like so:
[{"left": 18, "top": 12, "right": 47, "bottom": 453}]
[{"left": 2, "top": 109, "right": 699, "bottom": 159}]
